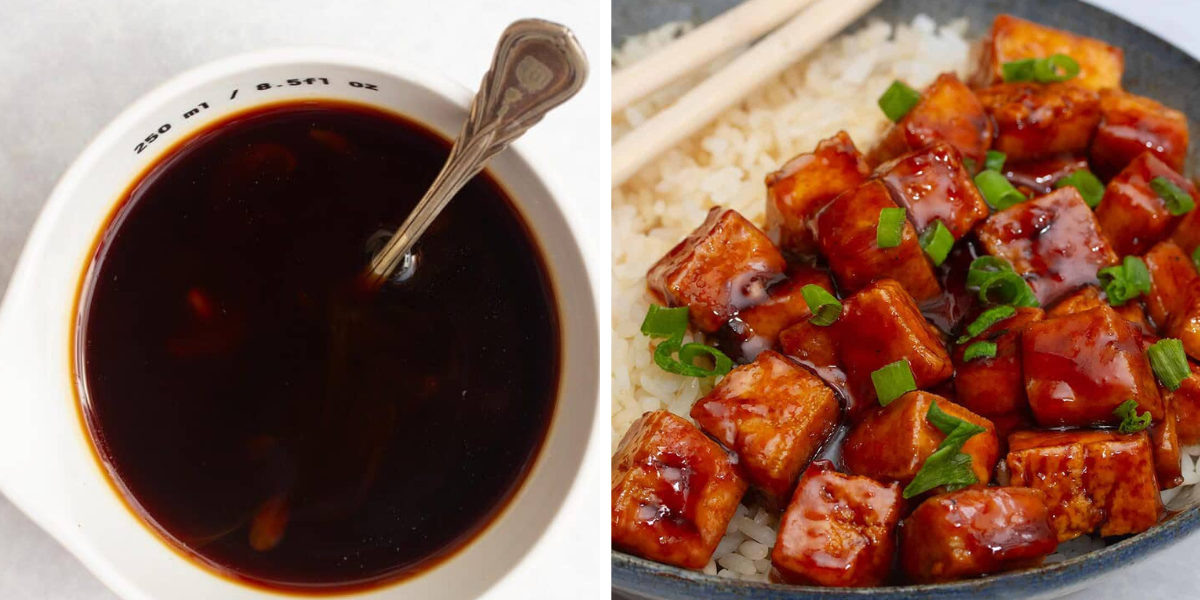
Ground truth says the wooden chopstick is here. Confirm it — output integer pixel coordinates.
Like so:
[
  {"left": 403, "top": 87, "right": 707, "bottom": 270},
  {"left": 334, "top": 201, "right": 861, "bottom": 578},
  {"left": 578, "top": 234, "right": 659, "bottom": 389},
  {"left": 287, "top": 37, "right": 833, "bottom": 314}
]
[
  {"left": 612, "top": 0, "right": 884, "bottom": 187},
  {"left": 612, "top": 0, "right": 817, "bottom": 113}
]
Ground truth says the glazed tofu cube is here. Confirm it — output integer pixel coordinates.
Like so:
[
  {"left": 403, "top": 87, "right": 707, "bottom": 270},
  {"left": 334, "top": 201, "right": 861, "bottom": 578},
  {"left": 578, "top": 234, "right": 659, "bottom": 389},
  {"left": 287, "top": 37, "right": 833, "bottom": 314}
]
[
  {"left": 976, "top": 82, "right": 1101, "bottom": 161},
  {"left": 1095, "top": 152, "right": 1199, "bottom": 256},
  {"left": 868, "top": 73, "right": 993, "bottom": 167},
  {"left": 690, "top": 351, "right": 840, "bottom": 503},
  {"left": 952, "top": 307, "right": 1045, "bottom": 418},
  {"left": 731, "top": 266, "right": 836, "bottom": 355},
  {"left": 1171, "top": 204, "right": 1200, "bottom": 256},
  {"left": 836, "top": 280, "right": 953, "bottom": 411},
  {"left": 1169, "top": 360, "right": 1200, "bottom": 445},
  {"left": 842, "top": 391, "right": 998, "bottom": 489},
  {"left": 611, "top": 410, "right": 749, "bottom": 569},
  {"left": 1091, "top": 90, "right": 1189, "bottom": 179},
  {"left": 1022, "top": 304, "right": 1162, "bottom": 427},
  {"left": 1007, "top": 430, "right": 1162, "bottom": 540},
  {"left": 1144, "top": 240, "right": 1200, "bottom": 360},
  {"left": 1048, "top": 285, "right": 1153, "bottom": 336},
  {"left": 772, "top": 461, "right": 902, "bottom": 587},
  {"left": 766, "top": 131, "right": 871, "bottom": 256},
  {"left": 1002, "top": 153, "right": 1089, "bottom": 196},
  {"left": 899, "top": 487, "right": 1056, "bottom": 583},
  {"left": 977, "top": 187, "right": 1119, "bottom": 306},
  {"left": 647, "top": 207, "right": 787, "bottom": 332},
  {"left": 778, "top": 317, "right": 843, "bottom": 382},
  {"left": 973, "top": 14, "right": 1124, "bottom": 91},
  {"left": 815, "top": 180, "right": 941, "bottom": 302},
  {"left": 875, "top": 143, "right": 990, "bottom": 239}
]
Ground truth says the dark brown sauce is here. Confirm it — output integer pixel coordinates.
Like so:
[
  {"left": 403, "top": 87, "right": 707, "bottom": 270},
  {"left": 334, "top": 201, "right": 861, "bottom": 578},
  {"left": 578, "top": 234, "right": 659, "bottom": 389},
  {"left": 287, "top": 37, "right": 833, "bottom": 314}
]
[{"left": 75, "top": 101, "right": 560, "bottom": 593}]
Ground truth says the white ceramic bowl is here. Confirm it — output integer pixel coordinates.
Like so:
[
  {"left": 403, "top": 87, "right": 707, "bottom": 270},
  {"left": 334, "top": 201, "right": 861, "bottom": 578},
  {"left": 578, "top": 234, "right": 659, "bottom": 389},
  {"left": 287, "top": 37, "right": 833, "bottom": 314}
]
[{"left": 0, "top": 48, "right": 600, "bottom": 599}]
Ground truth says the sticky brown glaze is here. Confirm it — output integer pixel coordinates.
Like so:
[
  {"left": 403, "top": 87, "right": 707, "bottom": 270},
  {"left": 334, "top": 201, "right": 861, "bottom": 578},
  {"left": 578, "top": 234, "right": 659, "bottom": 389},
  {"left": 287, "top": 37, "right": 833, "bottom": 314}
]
[
  {"left": 869, "top": 73, "right": 993, "bottom": 168},
  {"left": 1169, "top": 360, "right": 1200, "bottom": 446},
  {"left": 1008, "top": 430, "right": 1162, "bottom": 540},
  {"left": 875, "top": 143, "right": 989, "bottom": 239},
  {"left": 976, "top": 82, "right": 1101, "bottom": 161},
  {"left": 899, "top": 488, "right": 1057, "bottom": 583},
  {"left": 815, "top": 180, "right": 942, "bottom": 302},
  {"left": 952, "top": 307, "right": 1044, "bottom": 418},
  {"left": 1144, "top": 240, "right": 1200, "bottom": 360},
  {"left": 766, "top": 131, "right": 871, "bottom": 256},
  {"left": 1002, "top": 153, "right": 1089, "bottom": 196},
  {"left": 1022, "top": 304, "right": 1162, "bottom": 427},
  {"left": 976, "top": 187, "right": 1118, "bottom": 306},
  {"left": 842, "top": 391, "right": 998, "bottom": 491},
  {"left": 1096, "top": 152, "right": 1198, "bottom": 256},
  {"left": 972, "top": 14, "right": 1124, "bottom": 91},
  {"left": 647, "top": 207, "right": 787, "bottom": 333},
  {"left": 835, "top": 280, "right": 953, "bottom": 415},
  {"left": 1048, "top": 285, "right": 1154, "bottom": 335},
  {"left": 611, "top": 411, "right": 748, "bottom": 570},
  {"left": 772, "top": 461, "right": 902, "bottom": 587},
  {"left": 722, "top": 266, "right": 835, "bottom": 361},
  {"left": 1091, "top": 89, "right": 1189, "bottom": 179},
  {"left": 690, "top": 351, "right": 840, "bottom": 505}
]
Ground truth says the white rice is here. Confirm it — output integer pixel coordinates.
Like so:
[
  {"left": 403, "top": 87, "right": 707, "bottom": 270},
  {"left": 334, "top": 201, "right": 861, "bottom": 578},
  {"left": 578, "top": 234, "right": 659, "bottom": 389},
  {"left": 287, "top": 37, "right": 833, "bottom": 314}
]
[{"left": 612, "top": 15, "right": 1200, "bottom": 580}]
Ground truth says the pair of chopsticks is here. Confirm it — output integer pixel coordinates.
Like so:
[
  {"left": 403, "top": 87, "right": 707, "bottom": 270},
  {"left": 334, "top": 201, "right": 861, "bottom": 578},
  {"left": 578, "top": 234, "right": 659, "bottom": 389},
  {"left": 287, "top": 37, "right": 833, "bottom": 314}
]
[{"left": 612, "top": 0, "right": 884, "bottom": 186}]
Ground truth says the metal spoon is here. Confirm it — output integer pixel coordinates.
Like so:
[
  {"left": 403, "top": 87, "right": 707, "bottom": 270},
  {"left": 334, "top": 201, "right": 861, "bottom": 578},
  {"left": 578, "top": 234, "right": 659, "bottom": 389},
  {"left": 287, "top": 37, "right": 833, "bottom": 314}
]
[{"left": 363, "top": 19, "right": 589, "bottom": 289}]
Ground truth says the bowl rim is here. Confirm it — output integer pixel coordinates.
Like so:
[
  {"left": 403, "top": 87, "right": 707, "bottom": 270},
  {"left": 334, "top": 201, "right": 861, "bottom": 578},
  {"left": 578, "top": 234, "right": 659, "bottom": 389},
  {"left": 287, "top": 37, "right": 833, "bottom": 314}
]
[
  {"left": 0, "top": 46, "right": 602, "bottom": 600},
  {"left": 614, "top": 504, "right": 1200, "bottom": 598},
  {"left": 610, "top": 0, "right": 1200, "bottom": 597}
]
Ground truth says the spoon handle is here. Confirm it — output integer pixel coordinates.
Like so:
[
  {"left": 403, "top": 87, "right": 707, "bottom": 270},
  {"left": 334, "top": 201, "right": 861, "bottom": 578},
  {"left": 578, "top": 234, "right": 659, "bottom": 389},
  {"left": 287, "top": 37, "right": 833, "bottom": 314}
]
[{"left": 365, "top": 19, "right": 589, "bottom": 288}]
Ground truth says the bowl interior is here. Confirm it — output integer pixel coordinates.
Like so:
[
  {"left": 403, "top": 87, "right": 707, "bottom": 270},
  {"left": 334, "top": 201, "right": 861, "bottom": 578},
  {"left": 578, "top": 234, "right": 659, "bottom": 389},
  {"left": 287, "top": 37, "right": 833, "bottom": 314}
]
[
  {"left": 612, "top": 0, "right": 1200, "bottom": 598},
  {"left": 0, "top": 51, "right": 598, "bottom": 600}
]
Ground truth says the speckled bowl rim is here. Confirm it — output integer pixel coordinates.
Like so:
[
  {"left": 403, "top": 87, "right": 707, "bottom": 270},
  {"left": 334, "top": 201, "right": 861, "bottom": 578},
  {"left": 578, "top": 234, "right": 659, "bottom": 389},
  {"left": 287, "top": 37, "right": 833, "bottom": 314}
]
[{"left": 611, "top": 0, "right": 1200, "bottom": 597}]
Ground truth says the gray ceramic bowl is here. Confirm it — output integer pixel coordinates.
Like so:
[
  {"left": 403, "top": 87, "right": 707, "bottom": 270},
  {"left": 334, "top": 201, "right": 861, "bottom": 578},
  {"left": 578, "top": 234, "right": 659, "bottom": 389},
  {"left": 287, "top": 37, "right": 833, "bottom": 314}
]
[{"left": 612, "top": 0, "right": 1200, "bottom": 598}]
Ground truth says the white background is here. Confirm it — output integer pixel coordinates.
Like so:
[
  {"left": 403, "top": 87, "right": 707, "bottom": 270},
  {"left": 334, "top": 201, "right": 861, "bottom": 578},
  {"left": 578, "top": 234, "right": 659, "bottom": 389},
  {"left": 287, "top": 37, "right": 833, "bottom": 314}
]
[
  {"left": 2, "top": 0, "right": 1200, "bottom": 599},
  {"left": 0, "top": 0, "right": 610, "bottom": 599}
]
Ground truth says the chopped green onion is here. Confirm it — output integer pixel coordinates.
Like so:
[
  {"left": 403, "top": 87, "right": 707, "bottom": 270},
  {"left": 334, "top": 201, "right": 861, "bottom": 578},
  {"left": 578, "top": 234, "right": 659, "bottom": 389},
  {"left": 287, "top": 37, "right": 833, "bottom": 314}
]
[
  {"left": 641, "top": 304, "right": 689, "bottom": 338},
  {"left": 924, "top": 400, "right": 964, "bottom": 436},
  {"left": 963, "top": 341, "right": 998, "bottom": 361},
  {"left": 1033, "top": 54, "right": 1081, "bottom": 82},
  {"left": 678, "top": 342, "right": 734, "bottom": 375},
  {"left": 985, "top": 150, "right": 1007, "bottom": 172},
  {"left": 919, "top": 220, "right": 955, "bottom": 266},
  {"left": 1002, "top": 54, "right": 1080, "bottom": 83},
  {"left": 963, "top": 157, "right": 977, "bottom": 173},
  {"left": 978, "top": 272, "right": 1039, "bottom": 307},
  {"left": 1193, "top": 246, "right": 1200, "bottom": 273},
  {"left": 801, "top": 284, "right": 842, "bottom": 327},
  {"left": 1150, "top": 176, "right": 1196, "bottom": 216},
  {"left": 1001, "top": 58, "right": 1037, "bottom": 82},
  {"left": 903, "top": 401, "right": 987, "bottom": 498},
  {"left": 641, "top": 304, "right": 732, "bottom": 378},
  {"left": 651, "top": 335, "right": 733, "bottom": 378},
  {"left": 1147, "top": 338, "right": 1190, "bottom": 392},
  {"left": 877, "top": 207, "right": 907, "bottom": 249},
  {"left": 975, "top": 170, "right": 1026, "bottom": 210},
  {"left": 966, "top": 256, "right": 1014, "bottom": 289},
  {"left": 1054, "top": 169, "right": 1105, "bottom": 209},
  {"left": 1113, "top": 399, "right": 1152, "bottom": 433},
  {"left": 878, "top": 80, "right": 922, "bottom": 122},
  {"left": 1098, "top": 256, "right": 1152, "bottom": 306},
  {"left": 872, "top": 359, "right": 916, "bottom": 406},
  {"left": 957, "top": 305, "right": 1017, "bottom": 344}
]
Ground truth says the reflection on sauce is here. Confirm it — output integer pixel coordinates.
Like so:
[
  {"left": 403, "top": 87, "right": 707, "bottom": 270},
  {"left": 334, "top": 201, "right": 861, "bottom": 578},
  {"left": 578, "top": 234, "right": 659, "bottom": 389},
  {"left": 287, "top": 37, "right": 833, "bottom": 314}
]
[{"left": 78, "top": 101, "right": 560, "bottom": 593}]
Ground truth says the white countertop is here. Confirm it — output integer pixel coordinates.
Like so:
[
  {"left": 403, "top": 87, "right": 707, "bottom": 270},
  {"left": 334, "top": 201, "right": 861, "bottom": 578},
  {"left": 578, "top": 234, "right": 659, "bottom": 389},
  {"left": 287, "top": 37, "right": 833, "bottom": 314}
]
[{"left": 0, "top": 0, "right": 609, "bottom": 599}]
